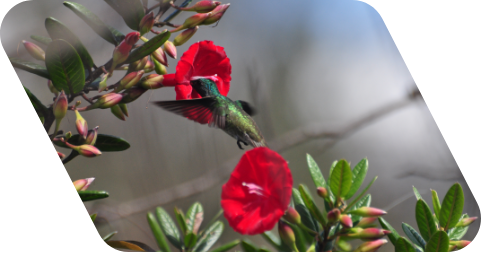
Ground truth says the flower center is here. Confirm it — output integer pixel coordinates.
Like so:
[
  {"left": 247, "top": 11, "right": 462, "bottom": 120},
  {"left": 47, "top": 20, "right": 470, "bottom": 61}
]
[{"left": 242, "top": 182, "right": 266, "bottom": 197}]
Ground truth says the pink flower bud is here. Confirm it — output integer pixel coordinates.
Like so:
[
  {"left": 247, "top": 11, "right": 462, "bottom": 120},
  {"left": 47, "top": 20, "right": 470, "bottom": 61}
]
[
  {"left": 139, "top": 12, "right": 155, "bottom": 35},
  {"left": 356, "top": 217, "right": 378, "bottom": 228},
  {"left": 202, "top": 4, "right": 230, "bottom": 25},
  {"left": 73, "top": 178, "right": 95, "bottom": 191},
  {"left": 65, "top": 131, "right": 73, "bottom": 140},
  {"left": 163, "top": 40, "right": 177, "bottom": 59},
  {"left": 170, "top": 13, "right": 211, "bottom": 32},
  {"left": 278, "top": 221, "right": 297, "bottom": 251},
  {"left": 58, "top": 151, "right": 65, "bottom": 159},
  {"left": 348, "top": 207, "right": 387, "bottom": 217},
  {"left": 340, "top": 214, "right": 353, "bottom": 228},
  {"left": 124, "top": 31, "right": 140, "bottom": 46},
  {"left": 110, "top": 104, "right": 126, "bottom": 121},
  {"left": 53, "top": 90, "right": 68, "bottom": 120},
  {"left": 129, "top": 56, "right": 149, "bottom": 72},
  {"left": 64, "top": 142, "right": 101, "bottom": 157},
  {"left": 343, "top": 228, "right": 390, "bottom": 240},
  {"left": 327, "top": 209, "right": 341, "bottom": 223},
  {"left": 283, "top": 207, "right": 301, "bottom": 225},
  {"left": 91, "top": 93, "right": 123, "bottom": 109},
  {"left": 317, "top": 187, "right": 328, "bottom": 198},
  {"left": 140, "top": 74, "right": 164, "bottom": 89},
  {"left": 173, "top": 0, "right": 221, "bottom": 13},
  {"left": 121, "top": 87, "right": 147, "bottom": 103},
  {"left": 144, "top": 59, "right": 155, "bottom": 73},
  {"left": 456, "top": 217, "right": 477, "bottom": 227},
  {"left": 152, "top": 47, "right": 168, "bottom": 67},
  {"left": 47, "top": 80, "right": 58, "bottom": 96},
  {"left": 85, "top": 126, "right": 99, "bottom": 145},
  {"left": 112, "top": 42, "right": 132, "bottom": 70},
  {"left": 173, "top": 26, "right": 198, "bottom": 46},
  {"left": 119, "top": 103, "right": 129, "bottom": 117},
  {"left": 22, "top": 40, "right": 45, "bottom": 61},
  {"left": 116, "top": 70, "right": 144, "bottom": 92},
  {"left": 450, "top": 240, "right": 470, "bottom": 250},
  {"left": 74, "top": 110, "right": 88, "bottom": 139},
  {"left": 448, "top": 244, "right": 457, "bottom": 251},
  {"left": 355, "top": 239, "right": 388, "bottom": 252}
]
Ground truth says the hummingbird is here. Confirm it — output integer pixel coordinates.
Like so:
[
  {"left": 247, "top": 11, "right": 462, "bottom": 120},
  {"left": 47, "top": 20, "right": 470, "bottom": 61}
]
[{"left": 153, "top": 77, "right": 267, "bottom": 149}]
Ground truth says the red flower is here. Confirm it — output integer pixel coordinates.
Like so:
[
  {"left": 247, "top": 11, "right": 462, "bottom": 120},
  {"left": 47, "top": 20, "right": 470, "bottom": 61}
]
[
  {"left": 162, "top": 40, "right": 231, "bottom": 100},
  {"left": 221, "top": 147, "right": 293, "bottom": 235}
]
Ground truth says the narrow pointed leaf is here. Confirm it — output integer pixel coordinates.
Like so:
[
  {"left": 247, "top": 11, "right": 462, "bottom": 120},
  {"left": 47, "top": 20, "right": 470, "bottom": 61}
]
[
  {"left": 90, "top": 213, "right": 97, "bottom": 222},
  {"left": 447, "top": 214, "right": 469, "bottom": 240},
  {"left": 402, "top": 223, "right": 426, "bottom": 249},
  {"left": 299, "top": 184, "right": 327, "bottom": 227},
  {"left": 261, "top": 231, "right": 283, "bottom": 251},
  {"left": 395, "top": 237, "right": 417, "bottom": 252},
  {"left": 53, "top": 134, "right": 130, "bottom": 151},
  {"left": 104, "top": 0, "right": 145, "bottom": 31},
  {"left": 103, "top": 231, "right": 118, "bottom": 241},
  {"left": 63, "top": 2, "right": 119, "bottom": 45},
  {"left": 174, "top": 207, "right": 188, "bottom": 236},
  {"left": 345, "top": 176, "right": 377, "bottom": 211},
  {"left": 290, "top": 222, "right": 308, "bottom": 252},
  {"left": 193, "top": 221, "right": 224, "bottom": 252},
  {"left": 431, "top": 189, "right": 442, "bottom": 223},
  {"left": 24, "top": 86, "right": 47, "bottom": 116},
  {"left": 306, "top": 154, "right": 327, "bottom": 188},
  {"left": 184, "top": 232, "right": 198, "bottom": 249},
  {"left": 293, "top": 188, "right": 320, "bottom": 233},
  {"left": 378, "top": 217, "right": 401, "bottom": 245},
  {"left": 425, "top": 231, "right": 449, "bottom": 252},
  {"left": 240, "top": 240, "right": 259, "bottom": 252},
  {"left": 10, "top": 58, "right": 50, "bottom": 79},
  {"left": 45, "top": 17, "right": 94, "bottom": 68},
  {"left": 45, "top": 39, "right": 85, "bottom": 94},
  {"left": 147, "top": 212, "right": 170, "bottom": 251},
  {"left": 107, "top": 240, "right": 155, "bottom": 252},
  {"left": 30, "top": 35, "right": 52, "bottom": 45},
  {"left": 78, "top": 190, "right": 109, "bottom": 202},
  {"left": 186, "top": 202, "right": 204, "bottom": 234},
  {"left": 126, "top": 30, "right": 171, "bottom": 63},
  {"left": 212, "top": 239, "right": 240, "bottom": 252},
  {"left": 413, "top": 186, "right": 423, "bottom": 200},
  {"left": 156, "top": 207, "right": 182, "bottom": 250},
  {"left": 350, "top": 194, "right": 371, "bottom": 223},
  {"left": 416, "top": 199, "right": 437, "bottom": 241},
  {"left": 329, "top": 159, "right": 352, "bottom": 199},
  {"left": 345, "top": 158, "right": 368, "bottom": 199},
  {"left": 439, "top": 183, "right": 464, "bottom": 230}
]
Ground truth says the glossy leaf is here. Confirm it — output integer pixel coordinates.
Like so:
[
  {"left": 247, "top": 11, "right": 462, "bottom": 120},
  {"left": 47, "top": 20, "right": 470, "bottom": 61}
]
[
  {"left": 45, "top": 17, "right": 94, "bottom": 68},
  {"left": 261, "top": 231, "right": 283, "bottom": 251},
  {"left": 290, "top": 222, "right": 308, "bottom": 252},
  {"left": 147, "top": 212, "right": 170, "bottom": 251},
  {"left": 79, "top": 190, "right": 109, "bottom": 202},
  {"left": 345, "top": 176, "right": 377, "bottom": 212},
  {"left": 431, "top": 189, "right": 442, "bottom": 222},
  {"left": 299, "top": 184, "right": 327, "bottom": 227},
  {"left": 439, "top": 183, "right": 464, "bottom": 230},
  {"left": 402, "top": 222, "right": 426, "bottom": 249},
  {"left": 45, "top": 39, "right": 85, "bottom": 95},
  {"left": 185, "top": 232, "right": 198, "bottom": 249},
  {"left": 63, "top": 2, "right": 120, "bottom": 45},
  {"left": 447, "top": 214, "right": 469, "bottom": 240},
  {"left": 306, "top": 154, "right": 327, "bottom": 189},
  {"left": 425, "top": 231, "right": 449, "bottom": 252},
  {"left": 104, "top": 0, "right": 145, "bottom": 31},
  {"left": 329, "top": 159, "right": 352, "bottom": 199},
  {"left": 413, "top": 186, "right": 423, "bottom": 200},
  {"left": 186, "top": 202, "right": 204, "bottom": 234},
  {"left": 102, "top": 231, "right": 118, "bottom": 241},
  {"left": 345, "top": 158, "right": 368, "bottom": 199},
  {"left": 24, "top": 86, "right": 47, "bottom": 116},
  {"left": 175, "top": 207, "right": 188, "bottom": 235},
  {"left": 395, "top": 237, "right": 416, "bottom": 252},
  {"left": 240, "top": 240, "right": 259, "bottom": 252},
  {"left": 416, "top": 199, "right": 437, "bottom": 242},
  {"left": 90, "top": 213, "right": 97, "bottom": 222},
  {"left": 378, "top": 217, "right": 401, "bottom": 245},
  {"left": 54, "top": 134, "right": 130, "bottom": 151},
  {"left": 350, "top": 194, "right": 371, "bottom": 224},
  {"left": 10, "top": 58, "right": 50, "bottom": 79},
  {"left": 211, "top": 239, "right": 240, "bottom": 252},
  {"left": 126, "top": 30, "right": 171, "bottom": 63},
  {"left": 193, "top": 221, "right": 224, "bottom": 252},
  {"left": 107, "top": 240, "right": 155, "bottom": 252},
  {"left": 30, "top": 35, "right": 52, "bottom": 45},
  {"left": 156, "top": 207, "right": 182, "bottom": 250},
  {"left": 293, "top": 188, "right": 320, "bottom": 233}
]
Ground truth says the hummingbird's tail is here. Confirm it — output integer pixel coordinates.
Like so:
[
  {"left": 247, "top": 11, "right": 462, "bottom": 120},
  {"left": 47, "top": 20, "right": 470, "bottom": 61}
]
[{"left": 252, "top": 139, "right": 268, "bottom": 148}]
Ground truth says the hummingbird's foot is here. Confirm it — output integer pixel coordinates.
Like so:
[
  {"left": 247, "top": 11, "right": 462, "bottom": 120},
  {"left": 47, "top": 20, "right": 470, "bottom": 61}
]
[{"left": 237, "top": 140, "right": 244, "bottom": 150}]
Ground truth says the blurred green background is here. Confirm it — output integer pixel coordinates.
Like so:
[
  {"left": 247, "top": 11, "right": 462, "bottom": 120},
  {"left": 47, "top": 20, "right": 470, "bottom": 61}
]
[{"left": 2, "top": 0, "right": 479, "bottom": 251}]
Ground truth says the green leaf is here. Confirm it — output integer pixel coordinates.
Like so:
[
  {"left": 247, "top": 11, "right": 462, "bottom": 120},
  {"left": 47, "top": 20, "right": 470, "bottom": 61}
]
[
  {"left": 431, "top": 189, "right": 442, "bottom": 223},
  {"left": 299, "top": 184, "right": 327, "bottom": 228},
  {"left": 395, "top": 237, "right": 417, "bottom": 252},
  {"left": 378, "top": 217, "right": 401, "bottom": 245},
  {"left": 290, "top": 222, "right": 308, "bottom": 252},
  {"left": 413, "top": 186, "right": 423, "bottom": 200},
  {"left": 425, "top": 231, "right": 449, "bottom": 252},
  {"left": 193, "top": 221, "right": 224, "bottom": 252},
  {"left": 345, "top": 176, "right": 377, "bottom": 212},
  {"left": 174, "top": 207, "right": 188, "bottom": 236},
  {"left": 439, "top": 183, "right": 464, "bottom": 230},
  {"left": 261, "top": 231, "right": 284, "bottom": 251},
  {"left": 186, "top": 202, "right": 204, "bottom": 234},
  {"left": 147, "top": 212, "right": 170, "bottom": 251},
  {"left": 329, "top": 159, "right": 352, "bottom": 199},
  {"left": 350, "top": 194, "right": 371, "bottom": 223},
  {"left": 45, "top": 39, "right": 85, "bottom": 95},
  {"left": 103, "top": 231, "right": 118, "bottom": 241},
  {"left": 447, "top": 214, "right": 469, "bottom": 240},
  {"left": 90, "top": 213, "right": 97, "bottom": 222},
  {"left": 79, "top": 190, "right": 109, "bottom": 202},
  {"left": 306, "top": 154, "right": 328, "bottom": 189},
  {"left": 104, "top": 0, "right": 145, "bottom": 31},
  {"left": 184, "top": 232, "right": 198, "bottom": 250},
  {"left": 212, "top": 239, "right": 240, "bottom": 252},
  {"left": 106, "top": 240, "right": 155, "bottom": 252},
  {"left": 54, "top": 134, "right": 130, "bottom": 152},
  {"left": 10, "top": 57, "right": 50, "bottom": 79},
  {"left": 24, "top": 86, "right": 47, "bottom": 117},
  {"left": 156, "top": 207, "right": 182, "bottom": 250},
  {"left": 30, "top": 35, "right": 52, "bottom": 45},
  {"left": 45, "top": 17, "right": 94, "bottom": 68},
  {"left": 63, "top": 1, "right": 121, "bottom": 45},
  {"left": 293, "top": 188, "right": 320, "bottom": 233},
  {"left": 240, "top": 240, "right": 259, "bottom": 252},
  {"left": 345, "top": 158, "right": 368, "bottom": 199},
  {"left": 402, "top": 223, "right": 426, "bottom": 249},
  {"left": 126, "top": 30, "right": 171, "bottom": 63},
  {"left": 416, "top": 199, "right": 437, "bottom": 242}
]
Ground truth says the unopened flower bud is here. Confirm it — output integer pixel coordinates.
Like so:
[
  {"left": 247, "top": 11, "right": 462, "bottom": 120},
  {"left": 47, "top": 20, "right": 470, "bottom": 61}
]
[
  {"left": 327, "top": 209, "right": 341, "bottom": 223},
  {"left": 144, "top": 59, "right": 155, "bottom": 73},
  {"left": 141, "top": 74, "right": 164, "bottom": 89},
  {"left": 154, "top": 58, "right": 168, "bottom": 75},
  {"left": 278, "top": 221, "right": 298, "bottom": 252},
  {"left": 47, "top": 80, "right": 58, "bottom": 96},
  {"left": 73, "top": 177, "right": 95, "bottom": 191},
  {"left": 129, "top": 56, "right": 149, "bottom": 72},
  {"left": 85, "top": 126, "right": 99, "bottom": 145},
  {"left": 173, "top": 26, "right": 198, "bottom": 46},
  {"left": 64, "top": 142, "right": 102, "bottom": 157},
  {"left": 119, "top": 103, "right": 129, "bottom": 117},
  {"left": 23, "top": 40, "right": 45, "bottom": 61},
  {"left": 139, "top": 12, "right": 155, "bottom": 35},
  {"left": 283, "top": 207, "right": 301, "bottom": 225},
  {"left": 110, "top": 104, "right": 126, "bottom": 121},
  {"left": 202, "top": 4, "right": 230, "bottom": 25},
  {"left": 58, "top": 151, "right": 65, "bottom": 159},
  {"left": 152, "top": 47, "right": 168, "bottom": 67},
  {"left": 124, "top": 31, "right": 140, "bottom": 46},
  {"left": 355, "top": 239, "right": 388, "bottom": 252},
  {"left": 74, "top": 110, "right": 88, "bottom": 139},
  {"left": 65, "top": 131, "right": 73, "bottom": 140},
  {"left": 448, "top": 244, "right": 457, "bottom": 251},
  {"left": 163, "top": 40, "right": 177, "bottom": 59},
  {"left": 116, "top": 70, "right": 144, "bottom": 92},
  {"left": 343, "top": 228, "right": 390, "bottom": 240},
  {"left": 317, "top": 187, "right": 328, "bottom": 199},
  {"left": 456, "top": 217, "right": 477, "bottom": 227},
  {"left": 340, "top": 214, "right": 353, "bottom": 228},
  {"left": 53, "top": 90, "right": 68, "bottom": 120},
  {"left": 450, "top": 240, "right": 470, "bottom": 250},
  {"left": 172, "top": 0, "right": 221, "bottom": 13},
  {"left": 121, "top": 87, "right": 147, "bottom": 103},
  {"left": 111, "top": 42, "right": 132, "bottom": 71},
  {"left": 90, "top": 93, "right": 123, "bottom": 109},
  {"left": 171, "top": 13, "right": 211, "bottom": 32},
  {"left": 348, "top": 207, "right": 387, "bottom": 217},
  {"left": 356, "top": 217, "right": 378, "bottom": 228}
]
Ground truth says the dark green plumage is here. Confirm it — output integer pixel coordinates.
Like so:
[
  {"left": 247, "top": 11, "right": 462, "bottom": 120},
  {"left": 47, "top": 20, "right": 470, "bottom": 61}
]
[{"left": 153, "top": 78, "right": 267, "bottom": 149}]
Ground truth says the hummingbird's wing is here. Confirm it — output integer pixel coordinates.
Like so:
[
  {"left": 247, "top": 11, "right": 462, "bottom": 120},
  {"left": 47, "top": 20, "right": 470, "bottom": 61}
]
[
  {"left": 153, "top": 98, "right": 227, "bottom": 128},
  {"left": 235, "top": 100, "right": 256, "bottom": 116}
]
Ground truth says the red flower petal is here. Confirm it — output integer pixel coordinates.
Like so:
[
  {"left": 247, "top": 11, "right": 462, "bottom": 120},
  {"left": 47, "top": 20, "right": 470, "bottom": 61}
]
[
  {"left": 162, "top": 73, "right": 177, "bottom": 87},
  {"left": 221, "top": 147, "right": 293, "bottom": 235}
]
